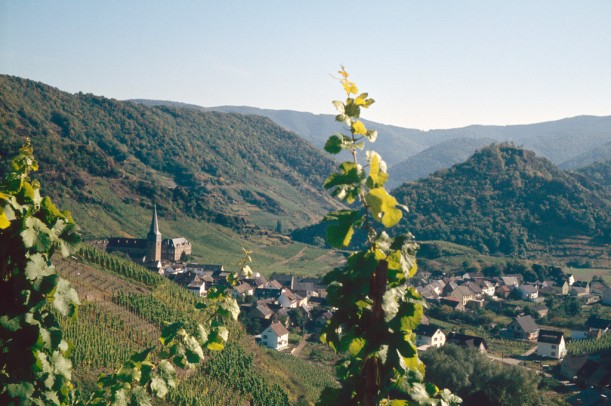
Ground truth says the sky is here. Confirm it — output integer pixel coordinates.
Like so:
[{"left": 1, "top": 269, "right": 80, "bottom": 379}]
[{"left": 1, "top": 1, "right": 611, "bottom": 130}]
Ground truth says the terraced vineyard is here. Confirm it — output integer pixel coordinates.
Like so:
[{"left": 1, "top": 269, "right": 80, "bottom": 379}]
[{"left": 55, "top": 251, "right": 336, "bottom": 404}]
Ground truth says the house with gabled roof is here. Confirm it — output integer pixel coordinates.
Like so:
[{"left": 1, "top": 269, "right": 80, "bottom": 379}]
[
  {"left": 414, "top": 325, "right": 446, "bottom": 349},
  {"left": 446, "top": 332, "right": 488, "bottom": 352},
  {"left": 187, "top": 275, "right": 206, "bottom": 297},
  {"left": 508, "top": 315, "right": 539, "bottom": 340},
  {"left": 518, "top": 284, "right": 539, "bottom": 301},
  {"left": 233, "top": 282, "right": 254, "bottom": 298},
  {"left": 278, "top": 289, "right": 307, "bottom": 308},
  {"left": 537, "top": 330, "right": 567, "bottom": 359},
  {"left": 260, "top": 322, "right": 289, "bottom": 350}
]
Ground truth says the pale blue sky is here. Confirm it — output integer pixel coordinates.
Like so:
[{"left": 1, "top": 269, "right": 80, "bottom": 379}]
[{"left": 1, "top": 1, "right": 610, "bottom": 129}]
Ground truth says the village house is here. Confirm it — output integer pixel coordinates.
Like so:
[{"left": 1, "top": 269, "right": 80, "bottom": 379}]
[
  {"left": 187, "top": 275, "right": 206, "bottom": 297},
  {"left": 446, "top": 285, "right": 476, "bottom": 306},
  {"left": 569, "top": 281, "right": 591, "bottom": 297},
  {"left": 537, "top": 330, "right": 567, "bottom": 359},
  {"left": 278, "top": 289, "right": 307, "bottom": 309},
  {"left": 446, "top": 332, "right": 488, "bottom": 352},
  {"left": 495, "top": 285, "right": 512, "bottom": 299},
  {"left": 530, "top": 304, "right": 549, "bottom": 318},
  {"left": 518, "top": 284, "right": 539, "bottom": 301},
  {"left": 507, "top": 315, "right": 539, "bottom": 340},
  {"left": 260, "top": 322, "right": 290, "bottom": 351},
  {"left": 414, "top": 325, "right": 446, "bottom": 349},
  {"left": 233, "top": 282, "right": 255, "bottom": 298}
]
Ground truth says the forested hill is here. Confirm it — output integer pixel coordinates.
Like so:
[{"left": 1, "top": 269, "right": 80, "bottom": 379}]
[
  {"left": 393, "top": 144, "right": 610, "bottom": 255},
  {"left": 0, "top": 75, "right": 339, "bottom": 235}
]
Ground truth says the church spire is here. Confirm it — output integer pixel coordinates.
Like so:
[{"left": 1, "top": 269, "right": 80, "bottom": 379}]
[
  {"left": 149, "top": 204, "right": 161, "bottom": 237},
  {"left": 148, "top": 204, "right": 161, "bottom": 242}
]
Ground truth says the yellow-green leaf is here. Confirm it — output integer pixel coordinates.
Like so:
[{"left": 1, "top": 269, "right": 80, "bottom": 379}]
[
  {"left": 348, "top": 337, "right": 366, "bottom": 357},
  {"left": 351, "top": 120, "right": 367, "bottom": 135},
  {"left": 0, "top": 211, "right": 10, "bottom": 229},
  {"left": 365, "top": 188, "right": 402, "bottom": 228}
]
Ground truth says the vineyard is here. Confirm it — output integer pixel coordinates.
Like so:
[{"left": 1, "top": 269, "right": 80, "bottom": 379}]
[
  {"left": 567, "top": 334, "right": 611, "bottom": 356},
  {"left": 53, "top": 250, "right": 340, "bottom": 404},
  {"left": 57, "top": 302, "right": 155, "bottom": 369}
]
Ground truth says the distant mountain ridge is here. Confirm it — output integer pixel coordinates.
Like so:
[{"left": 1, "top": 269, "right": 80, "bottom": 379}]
[{"left": 131, "top": 100, "right": 611, "bottom": 186}]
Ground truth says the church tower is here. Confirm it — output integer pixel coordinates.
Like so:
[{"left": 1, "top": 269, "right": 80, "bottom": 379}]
[{"left": 147, "top": 205, "right": 162, "bottom": 264}]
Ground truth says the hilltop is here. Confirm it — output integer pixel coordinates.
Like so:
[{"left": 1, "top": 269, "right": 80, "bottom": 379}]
[
  {"left": 393, "top": 144, "right": 610, "bottom": 259},
  {"left": 293, "top": 144, "right": 610, "bottom": 265}
]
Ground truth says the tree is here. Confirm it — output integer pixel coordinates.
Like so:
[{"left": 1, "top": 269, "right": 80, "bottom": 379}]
[
  {"left": 319, "top": 68, "right": 459, "bottom": 405},
  {"left": 421, "top": 346, "right": 543, "bottom": 406}
]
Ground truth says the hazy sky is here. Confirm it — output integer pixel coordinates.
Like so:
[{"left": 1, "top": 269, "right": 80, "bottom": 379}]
[{"left": 2, "top": 1, "right": 610, "bottom": 130}]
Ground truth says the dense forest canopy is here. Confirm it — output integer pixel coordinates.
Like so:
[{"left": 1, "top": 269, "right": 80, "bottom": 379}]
[{"left": 393, "top": 143, "right": 610, "bottom": 254}]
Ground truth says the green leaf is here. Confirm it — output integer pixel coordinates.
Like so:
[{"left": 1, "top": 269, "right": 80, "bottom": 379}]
[
  {"left": 332, "top": 100, "right": 345, "bottom": 113},
  {"left": 160, "top": 322, "right": 183, "bottom": 345},
  {"left": 157, "top": 359, "right": 176, "bottom": 388},
  {"left": 50, "top": 277, "right": 80, "bottom": 317},
  {"left": 21, "top": 217, "right": 54, "bottom": 252},
  {"left": 324, "top": 210, "right": 362, "bottom": 248},
  {"left": 6, "top": 382, "right": 35, "bottom": 398},
  {"left": 139, "top": 362, "right": 154, "bottom": 386},
  {"left": 323, "top": 161, "right": 364, "bottom": 190},
  {"left": 324, "top": 135, "right": 343, "bottom": 154},
  {"left": 150, "top": 376, "right": 168, "bottom": 398},
  {"left": 365, "top": 188, "right": 402, "bottom": 228},
  {"left": 25, "top": 253, "right": 54, "bottom": 280},
  {"left": 130, "top": 347, "right": 154, "bottom": 363},
  {"left": 348, "top": 337, "right": 366, "bottom": 357}
]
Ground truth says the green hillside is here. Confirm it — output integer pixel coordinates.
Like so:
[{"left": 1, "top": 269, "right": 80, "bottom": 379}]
[
  {"left": 54, "top": 252, "right": 337, "bottom": 404},
  {"left": 393, "top": 143, "right": 610, "bottom": 257},
  {"left": 0, "top": 75, "right": 340, "bottom": 237},
  {"left": 293, "top": 144, "right": 610, "bottom": 266}
]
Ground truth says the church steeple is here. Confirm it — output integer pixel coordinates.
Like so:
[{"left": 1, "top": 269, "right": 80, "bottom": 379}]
[
  {"left": 148, "top": 204, "right": 161, "bottom": 240},
  {"left": 147, "top": 204, "right": 162, "bottom": 264}
]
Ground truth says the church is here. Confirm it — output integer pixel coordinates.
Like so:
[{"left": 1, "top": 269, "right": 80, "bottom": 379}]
[{"left": 106, "top": 206, "right": 192, "bottom": 267}]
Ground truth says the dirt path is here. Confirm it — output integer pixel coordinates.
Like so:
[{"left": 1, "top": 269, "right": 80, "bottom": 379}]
[{"left": 290, "top": 333, "right": 312, "bottom": 356}]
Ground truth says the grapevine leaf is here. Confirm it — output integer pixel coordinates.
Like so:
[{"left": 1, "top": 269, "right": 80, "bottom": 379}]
[
  {"left": 332, "top": 100, "right": 345, "bottom": 113},
  {"left": 25, "top": 254, "right": 54, "bottom": 280},
  {"left": 365, "top": 188, "right": 402, "bottom": 228},
  {"left": 351, "top": 120, "right": 367, "bottom": 135},
  {"left": 323, "top": 161, "right": 364, "bottom": 189},
  {"left": 348, "top": 337, "right": 366, "bottom": 357},
  {"left": 160, "top": 322, "right": 183, "bottom": 345},
  {"left": 6, "top": 383, "right": 35, "bottom": 398},
  {"left": 0, "top": 210, "right": 10, "bottom": 229},
  {"left": 150, "top": 376, "right": 168, "bottom": 398},
  {"left": 324, "top": 135, "right": 343, "bottom": 154},
  {"left": 50, "top": 278, "right": 80, "bottom": 317},
  {"left": 21, "top": 217, "right": 54, "bottom": 252},
  {"left": 130, "top": 347, "right": 154, "bottom": 363},
  {"left": 324, "top": 210, "right": 362, "bottom": 248},
  {"left": 366, "top": 151, "right": 388, "bottom": 188}
]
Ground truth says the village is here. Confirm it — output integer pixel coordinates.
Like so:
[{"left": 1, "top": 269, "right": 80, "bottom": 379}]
[{"left": 105, "top": 206, "right": 611, "bottom": 404}]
